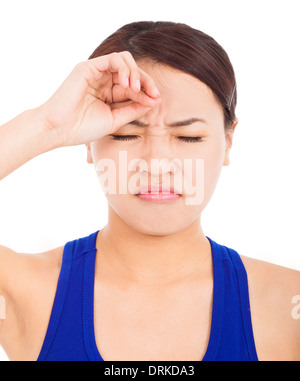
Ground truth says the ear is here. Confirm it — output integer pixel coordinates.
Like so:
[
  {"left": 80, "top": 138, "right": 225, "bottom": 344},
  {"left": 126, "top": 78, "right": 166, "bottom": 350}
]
[
  {"left": 85, "top": 143, "right": 93, "bottom": 164},
  {"left": 223, "top": 119, "right": 238, "bottom": 166}
]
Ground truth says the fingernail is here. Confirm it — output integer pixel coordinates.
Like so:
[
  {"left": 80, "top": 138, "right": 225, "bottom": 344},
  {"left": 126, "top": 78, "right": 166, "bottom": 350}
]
[
  {"left": 135, "top": 79, "right": 141, "bottom": 91},
  {"left": 153, "top": 87, "right": 160, "bottom": 98}
]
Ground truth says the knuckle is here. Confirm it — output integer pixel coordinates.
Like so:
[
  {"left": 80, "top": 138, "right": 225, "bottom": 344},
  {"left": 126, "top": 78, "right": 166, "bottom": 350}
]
[
  {"left": 121, "top": 51, "right": 139, "bottom": 72},
  {"left": 121, "top": 50, "right": 134, "bottom": 59},
  {"left": 111, "top": 52, "right": 126, "bottom": 67},
  {"left": 74, "top": 61, "right": 86, "bottom": 70},
  {"left": 73, "top": 61, "right": 90, "bottom": 75},
  {"left": 110, "top": 51, "right": 122, "bottom": 60}
]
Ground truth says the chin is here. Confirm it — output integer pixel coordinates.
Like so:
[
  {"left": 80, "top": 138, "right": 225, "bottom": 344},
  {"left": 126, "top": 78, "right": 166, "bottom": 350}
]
[
  {"left": 124, "top": 214, "right": 191, "bottom": 237},
  {"left": 132, "top": 225, "right": 181, "bottom": 237},
  {"left": 108, "top": 196, "right": 203, "bottom": 236}
]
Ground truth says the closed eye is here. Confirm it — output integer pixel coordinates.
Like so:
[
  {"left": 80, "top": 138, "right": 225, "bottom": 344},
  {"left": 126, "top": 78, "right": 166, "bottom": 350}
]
[
  {"left": 177, "top": 136, "right": 205, "bottom": 143},
  {"left": 111, "top": 135, "right": 139, "bottom": 142},
  {"left": 111, "top": 135, "right": 205, "bottom": 143}
]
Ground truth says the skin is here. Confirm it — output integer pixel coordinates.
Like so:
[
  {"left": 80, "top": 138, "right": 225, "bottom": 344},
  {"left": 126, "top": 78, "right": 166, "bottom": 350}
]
[
  {"left": 85, "top": 62, "right": 236, "bottom": 360},
  {"left": 0, "top": 58, "right": 299, "bottom": 361},
  {"left": 86, "top": 62, "right": 299, "bottom": 360},
  {"left": 87, "top": 62, "right": 234, "bottom": 284}
]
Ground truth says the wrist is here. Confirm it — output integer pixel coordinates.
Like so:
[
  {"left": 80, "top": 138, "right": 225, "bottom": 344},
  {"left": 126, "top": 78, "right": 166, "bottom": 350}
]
[
  {"left": 0, "top": 107, "right": 61, "bottom": 180},
  {"left": 24, "top": 106, "right": 62, "bottom": 152}
]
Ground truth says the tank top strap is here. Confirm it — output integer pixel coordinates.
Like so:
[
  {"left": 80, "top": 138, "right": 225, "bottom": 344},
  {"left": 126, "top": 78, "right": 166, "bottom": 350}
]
[
  {"left": 82, "top": 230, "right": 103, "bottom": 360},
  {"left": 201, "top": 236, "right": 225, "bottom": 360},
  {"left": 224, "top": 246, "right": 258, "bottom": 361},
  {"left": 37, "top": 239, "right": 74, "bottom": 360},
  {"left": 84, "top": 230, "right": 99, "bottom": 253},
  {"left": 37, "top": 230, "right": 100, "bottom": 361},
  {"left": 203, "top": 236, "right": 258, "bottom": 361}
]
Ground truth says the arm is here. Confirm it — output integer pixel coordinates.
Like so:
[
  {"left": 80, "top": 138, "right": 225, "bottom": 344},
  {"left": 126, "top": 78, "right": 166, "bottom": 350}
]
[
  {"left": 0, "top": 109, "right": 57, "bottom": 352},
  {"left": 0, "top": 52, "right": 160, "bottom": 181},
  {"left": 0, "top": 107, "right": 58, "bottom": 180},
  {"left": 243, "top": 256, "right": 300, "bottom": 360},
  {"left": 0, "top": 51, "right": 160, "bottom": 358},
  {"left": 0, "top": 244, "right": 63, "bottom": 360}
]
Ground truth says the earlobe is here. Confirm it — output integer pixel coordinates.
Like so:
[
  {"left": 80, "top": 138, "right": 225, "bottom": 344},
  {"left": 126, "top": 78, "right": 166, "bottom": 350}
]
[
  {"left": 86, "top": 143, "right": 93, "bottom": 164},
  {"left": 232, "top": 118, "right": 238, "bottom": 133},
  {"left": 223, "top": 149, "right": 230, "bottom": 166},
  {"left": 223, "top": 130, "right": 233, "bottom": 166},
  {"left": 223, "top": 119, "right": 238, "bottom": 166}
]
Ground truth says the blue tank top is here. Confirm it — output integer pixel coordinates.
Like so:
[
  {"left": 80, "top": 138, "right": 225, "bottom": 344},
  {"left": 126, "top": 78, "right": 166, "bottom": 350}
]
[{"left": 37, "top": 230, "right": 258, "bottom": 361}]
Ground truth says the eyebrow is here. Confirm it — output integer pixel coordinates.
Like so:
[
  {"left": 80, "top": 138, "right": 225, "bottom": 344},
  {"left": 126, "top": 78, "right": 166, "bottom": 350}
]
[{"left": 128, "top": 117, "right": 207, "bottom": 128}]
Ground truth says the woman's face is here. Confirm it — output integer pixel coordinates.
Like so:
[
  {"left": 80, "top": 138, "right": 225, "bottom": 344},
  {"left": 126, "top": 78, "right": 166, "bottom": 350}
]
[{"left": 87, "top": 62, "right": 237, "bottom": 235}]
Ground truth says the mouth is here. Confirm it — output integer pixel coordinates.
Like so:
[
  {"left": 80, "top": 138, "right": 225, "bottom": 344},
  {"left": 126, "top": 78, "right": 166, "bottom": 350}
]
[
  {"left": 134, "top": 185, "right": 182, "bottom": 201},
  {"left": 135, "top": 185, "right": 181, "bottom": 195}
]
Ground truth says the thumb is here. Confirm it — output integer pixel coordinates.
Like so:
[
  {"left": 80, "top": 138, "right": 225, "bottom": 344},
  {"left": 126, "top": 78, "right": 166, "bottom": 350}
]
[{"left": 111, "top": 101, "right": 154, "bottom": 131}]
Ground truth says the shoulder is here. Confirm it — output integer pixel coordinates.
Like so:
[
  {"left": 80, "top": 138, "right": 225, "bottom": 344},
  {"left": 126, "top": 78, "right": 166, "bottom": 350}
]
[
  {"left": 0, "top": 243, "right": 63, "bottom": 298},
  {"left": 240, "top": 254, "right": 300, "bottom": 361},
  {"left": 0, "top": 244, "right": 64, "bottom": 360}
]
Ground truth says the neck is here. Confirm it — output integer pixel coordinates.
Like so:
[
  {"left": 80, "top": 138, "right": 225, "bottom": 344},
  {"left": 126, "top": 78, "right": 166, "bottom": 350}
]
[{"left": 96, "top": 208, "right": 212, "bottom": 287}]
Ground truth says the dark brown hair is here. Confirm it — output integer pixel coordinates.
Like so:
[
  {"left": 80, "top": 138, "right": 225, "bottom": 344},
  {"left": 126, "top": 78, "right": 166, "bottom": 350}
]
[{"left": 89, "top": 21, "right": 237, "bottom": 129}]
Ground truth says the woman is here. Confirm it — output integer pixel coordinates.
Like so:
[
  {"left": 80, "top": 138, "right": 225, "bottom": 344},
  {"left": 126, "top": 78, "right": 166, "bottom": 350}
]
[{"left": 0, "top": 21, "right": 299, "bottom": 361}]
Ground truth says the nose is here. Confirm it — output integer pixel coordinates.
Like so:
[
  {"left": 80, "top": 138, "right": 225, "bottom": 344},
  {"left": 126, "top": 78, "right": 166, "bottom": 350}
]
[
  {"left": 147, "top": 157, "right": 177, "bottom": 177},
  {"left": 134, "top": 134, "right": 182, "bottom": 177}
]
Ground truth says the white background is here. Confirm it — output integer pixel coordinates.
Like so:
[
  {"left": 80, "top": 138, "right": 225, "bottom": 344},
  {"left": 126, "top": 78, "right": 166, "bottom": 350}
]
[{"left": 0, "top": 0, "right": 299, "bottom": 361}]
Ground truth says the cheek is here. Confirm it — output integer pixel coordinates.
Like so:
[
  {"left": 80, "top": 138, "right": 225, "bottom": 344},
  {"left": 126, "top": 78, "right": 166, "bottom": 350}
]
[
  {"left": 90, "top": 141, "right": 119, "bottom": 194},
  {"left": 91, "top": 140, "right": 121, "bottom": 179},
  {"left": 182, "top": 139, "right": 225, "bottom": 204},
  {"left": 203, "top": 138, "right": 226, "bottom": 193},
  {"left": 91, "top": 140, "right": 110, "bottom": 161}
]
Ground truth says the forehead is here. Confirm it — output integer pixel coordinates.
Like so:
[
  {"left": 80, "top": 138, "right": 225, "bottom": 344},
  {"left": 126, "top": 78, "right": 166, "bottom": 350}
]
[
  {"left": 137, "top": 61, "right": 223, "bottom": 120},
  {"left": 109, "top": 61, "right": 225, "bottom": 130},
  {"left": 132, "top": 61, "right": 224, "bottom": 124}
]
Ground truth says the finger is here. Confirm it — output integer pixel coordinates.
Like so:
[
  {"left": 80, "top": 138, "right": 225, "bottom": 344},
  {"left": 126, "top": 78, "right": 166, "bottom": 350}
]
[
  {"left": 120, "top": 52, "right": 160, "bottom": 99},
  {"left": 108, "top": 53, "right": 131, "bottom": 89},
  {"left": 111, "top": 102, "right": 153, "bottom": 131},
  {"left": 87, "top": 52, "right": 160, "bottom": 99},
  {"left": 112, "top": 84, "right": 161, "bottom": 107},
  {"left": 88, "top": 53, "right": 130, "bottom": 88},
  {"left": 120, "top": 51, "right": 142, "bottom": 93},
  {"left": 138, "top": 68, "right": 161, "bottom": 99}
]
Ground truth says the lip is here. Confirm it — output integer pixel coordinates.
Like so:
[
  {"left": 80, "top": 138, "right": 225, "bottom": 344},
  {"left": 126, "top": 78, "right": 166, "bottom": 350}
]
[
  {"left": 137, "top": 193, "right": 180, "bottom": 202},
  {"left": 136, "top": 185, "right": 181, "bottom": 195},
  {"left": 135, "top": 185, "right": 181, "bottom": 202}
]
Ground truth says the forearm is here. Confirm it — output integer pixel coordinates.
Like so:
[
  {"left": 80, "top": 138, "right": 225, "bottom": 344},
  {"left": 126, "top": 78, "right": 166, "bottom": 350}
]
[{"left": 0, "top": 108, "right": 58, "bottom": 180}]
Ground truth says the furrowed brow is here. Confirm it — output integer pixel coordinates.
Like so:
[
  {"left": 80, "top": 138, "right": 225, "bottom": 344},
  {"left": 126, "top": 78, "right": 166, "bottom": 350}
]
[
  {"left": 128, "top": 117, "right": 207, "bottom": 128},
  {"left": 167, "top": 117, "right": 207, "bottom": 127}
]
